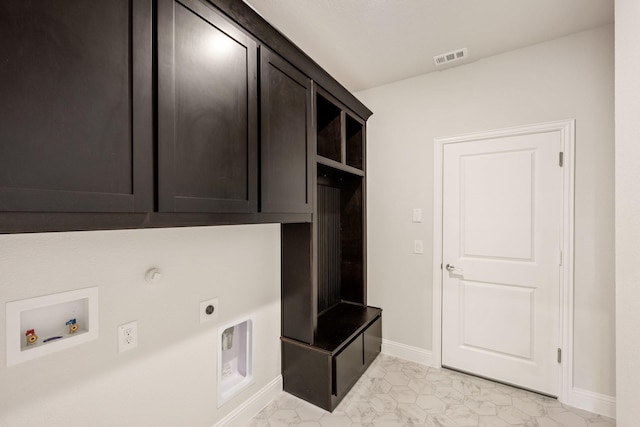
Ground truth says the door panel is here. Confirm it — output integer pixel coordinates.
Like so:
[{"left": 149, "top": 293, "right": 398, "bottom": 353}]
[
  {"left": 461, "top": 281, "right": 534, "bottom": 359},
  {"left": 157, "top": 0, "right": 257, "bottom": 213},
  {"left": 462, "top": 149, "right": 535, "bottom": 260},
  {"left": 0, "top": 0, "right": 153, "bottom": 212},
  {"left": 442, "top": 131, "right": 561, "bottom": 396},
  {"left": 334, "top": 336, "right": 363, "bottom": 398},
  {"left": 260, "top": 48, "right": 312, "bottom": 214},
  {"left": 363, "top": 316, "right": 382, "bottom": 366}
]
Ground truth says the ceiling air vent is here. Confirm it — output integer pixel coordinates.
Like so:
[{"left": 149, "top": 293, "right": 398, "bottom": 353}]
[{"left": 434, "top": 48, "right": 468, "bottom": 66}]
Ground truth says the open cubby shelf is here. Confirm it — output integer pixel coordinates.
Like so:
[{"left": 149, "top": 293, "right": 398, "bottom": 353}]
[
  {"left": 345, "top": 115, "right": 364, "bottom": 170},
  {"left": 316, "top": 94, "right": 342, "bottom": 163},
  {"left": 315, "top": 89, "right": 365, "bottom": 174},
  {"left": 317, "top": 173, "right": 364, "bottom": 311}
]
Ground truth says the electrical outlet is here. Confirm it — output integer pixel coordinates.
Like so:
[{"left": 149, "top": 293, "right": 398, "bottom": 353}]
[
  {"left": 200, "top": 297, "right": 219, "bottom": 323},
  {"left": 118, "top": 321, "right": 138, "bottom": 353}
]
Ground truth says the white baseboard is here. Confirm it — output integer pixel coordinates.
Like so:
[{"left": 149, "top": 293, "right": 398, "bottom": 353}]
[
  {"left": 381, "top": 339, "right": 437, "bottom": 368},
  {"left": 214, "top": 375, "right": 282, "bottom": 427},
  {"left": 381, "top": 339, "right": 616, "bottom": 420},
  {"left": 565, "top": 387, "right": 616, "bottom": 419}
]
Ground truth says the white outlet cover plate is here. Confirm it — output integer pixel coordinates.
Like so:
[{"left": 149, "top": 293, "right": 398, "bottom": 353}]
[
  {"left": 118, "top": 321, "right": 138, "bottom": 353},
  {"left": 412, "top": 208, "right": 423, "bottom": 223},
  {"left": 200, "top": 297, "right": 219, "bottom": 323}
]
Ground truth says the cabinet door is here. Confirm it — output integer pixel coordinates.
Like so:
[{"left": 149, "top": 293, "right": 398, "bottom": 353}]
[
  {"left": 0, "top": 0, "right": 153, "bottom": 212},
  {"left": 260, "top": 48, "right": 312, "bottom": 214},
  {"left": 363, "top": 316, "right": 382, "bottom": 367},
  {"left": 157, "top": 0, "right": 258, "bottom": 213},
  {"left": 333, "top": 335, "right": 364, "bottom": 398}
]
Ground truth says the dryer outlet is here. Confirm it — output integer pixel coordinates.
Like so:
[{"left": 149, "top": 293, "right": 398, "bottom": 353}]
[{"left": 200, "top": 298, "right": 219, "bottom": 323}]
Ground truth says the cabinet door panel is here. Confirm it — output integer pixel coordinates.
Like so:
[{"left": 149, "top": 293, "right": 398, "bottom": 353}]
[
  {"left": 260, "top": 49, "right": 312, "bottom": 213},
  {"left": 158, "top": 0, "right": 258, "bottom": 213},
  {"left": 363, "top": 316, "right": 382, "bottom": 367},
  {"left": 282, "top": 340, "right": 332, "bottom": 411},
  {"left": 0, "top": 0, "right": 153, "bottom": 212},
  {"left": 333, "top": 335, "right": 364, "bottom": 398}
]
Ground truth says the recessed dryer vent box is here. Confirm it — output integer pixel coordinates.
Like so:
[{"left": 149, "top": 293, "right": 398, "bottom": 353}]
[
  {"left": 217, "top": 316, "right": 253, "bottom": 406},
  {"left": 6, "top": 287, "right": 99, "bottom": 366}
]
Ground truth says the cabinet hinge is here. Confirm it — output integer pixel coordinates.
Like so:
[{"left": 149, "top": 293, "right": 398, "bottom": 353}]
[
  {"left": 559, "top": 152, "right": 564, "bottom": 167},
  {"left": 557, "top": 348, "right": 562, "bottom": 363}
]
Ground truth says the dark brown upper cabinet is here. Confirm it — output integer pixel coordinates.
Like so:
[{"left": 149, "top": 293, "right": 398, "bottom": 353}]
[
  {"left": 0, "top": 0, "right": 370, "bottom": 234},
  {"left": 259, "top": 48, "right": 313, "bottom": 214},
  {"left": 157, "top": 0, "right": 258, "bottom": 213},
  {"left": 0, "top": 0, "right": 153, "bottom": 212}
]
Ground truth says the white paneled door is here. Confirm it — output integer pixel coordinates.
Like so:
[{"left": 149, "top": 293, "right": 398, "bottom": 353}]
[{"left": 441, "top": 130, "right": 562, "bottom": 396}]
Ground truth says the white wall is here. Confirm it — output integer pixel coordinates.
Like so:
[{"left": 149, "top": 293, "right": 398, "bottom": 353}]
[
  {"left": 0, "top": 224, "right": 282, "bottom": 427},
  {"left": 357, "top": 25, "right": 615, "bottom": 400},
  {"left": 615, "top": 0, "right": 640, "bottom": 424}
]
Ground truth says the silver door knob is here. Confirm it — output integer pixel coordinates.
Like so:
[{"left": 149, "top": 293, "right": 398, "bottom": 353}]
[{"left": 445, "top": 263, "right": 463, "bottom": 274}]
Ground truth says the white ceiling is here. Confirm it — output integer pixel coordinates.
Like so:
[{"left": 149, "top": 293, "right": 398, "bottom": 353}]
[{"left": 243, "top": 0, "right": 614, "bottom": 92}]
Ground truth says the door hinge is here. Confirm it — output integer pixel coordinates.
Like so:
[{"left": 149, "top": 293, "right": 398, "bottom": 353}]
[
  {"left": 559, "top": 152, "right": 564, "bottom": 167},
  {"left": 557, "top": 348, "right": 562, "bottom": 363},
  {"left": 559, "top": 250, "right": 563, "bottom": 266}
]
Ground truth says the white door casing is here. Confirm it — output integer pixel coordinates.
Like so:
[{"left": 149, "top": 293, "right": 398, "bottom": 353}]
[{"left": 433, "top": 120, "right": 575, "bottom": 401}]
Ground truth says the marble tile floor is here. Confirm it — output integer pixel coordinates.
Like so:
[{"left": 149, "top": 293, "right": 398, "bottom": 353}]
[{"left": 247, "top": 354, "right": 615, "bottom": 427}]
